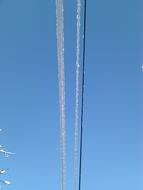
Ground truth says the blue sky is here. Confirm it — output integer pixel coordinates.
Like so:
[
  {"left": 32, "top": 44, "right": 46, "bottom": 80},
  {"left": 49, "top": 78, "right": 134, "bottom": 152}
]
[{"left": 0, "top": 0, "right": 143, "bottom": 190}]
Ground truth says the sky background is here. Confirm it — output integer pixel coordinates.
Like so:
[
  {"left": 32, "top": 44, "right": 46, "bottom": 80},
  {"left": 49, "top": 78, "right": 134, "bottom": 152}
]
[{"left": 0, "top": 0, "right": 143, "bottom": 190}]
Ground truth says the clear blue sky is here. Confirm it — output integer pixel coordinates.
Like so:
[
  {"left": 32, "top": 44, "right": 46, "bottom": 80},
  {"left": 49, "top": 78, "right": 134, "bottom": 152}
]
[{"left": 0, "top": 0, "right": 143, "bottom": 190}]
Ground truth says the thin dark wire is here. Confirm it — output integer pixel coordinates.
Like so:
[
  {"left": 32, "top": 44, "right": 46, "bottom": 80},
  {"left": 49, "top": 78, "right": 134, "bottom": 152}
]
[{"left": 78, "top": 0, "right": 87, "bottom": 189}]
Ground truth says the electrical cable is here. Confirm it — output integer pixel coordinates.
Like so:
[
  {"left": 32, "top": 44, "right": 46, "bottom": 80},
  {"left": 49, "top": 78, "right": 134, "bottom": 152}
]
[{"left": 78, "top": 0, "right": 87, "bottom": 189}]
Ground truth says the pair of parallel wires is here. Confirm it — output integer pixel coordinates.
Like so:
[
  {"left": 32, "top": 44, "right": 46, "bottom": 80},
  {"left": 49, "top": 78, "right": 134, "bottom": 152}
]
[{"left": 55, "top": 0, "right": 87, "bottom": 189}]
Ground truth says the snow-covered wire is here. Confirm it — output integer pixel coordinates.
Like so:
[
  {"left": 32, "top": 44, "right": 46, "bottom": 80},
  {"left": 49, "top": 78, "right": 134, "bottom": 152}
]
[
  {"left": 74, "top": 0, "right": 81, "bottom": 189},
  {"left": 55, "top": 0, "right": 66, "bottom": 190}
]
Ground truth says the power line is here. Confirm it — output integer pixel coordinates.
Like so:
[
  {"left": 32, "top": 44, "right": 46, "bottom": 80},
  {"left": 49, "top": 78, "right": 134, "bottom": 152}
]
[
  {"left": 74, "top": 0, "right": 81, "bottom": 189},
  {"left": 78, "top": 0, "right": 87, "bottom": 189},
  {"left": 55, "top": 0, "right": 66, "bottom": 189}
]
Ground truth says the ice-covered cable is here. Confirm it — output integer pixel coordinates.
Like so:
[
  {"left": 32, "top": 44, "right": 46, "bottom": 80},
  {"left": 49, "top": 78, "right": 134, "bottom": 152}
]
[
  {"left": 55, "top": 0, "right": 66, "bottom": 190},
  {"left": 74, "top": 0, "right": 81, "bottom": 190}
]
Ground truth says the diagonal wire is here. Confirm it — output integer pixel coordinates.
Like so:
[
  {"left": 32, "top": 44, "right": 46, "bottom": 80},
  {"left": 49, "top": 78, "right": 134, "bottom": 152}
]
[
  {"left": 78, "top": 0, "right": 87, "bottom": 189},
  {"left": 74, "top": 0, "right": 81, "bottom": 189},
  {"left": 55, "top": 0, "right": 66, "bottom": 190}
]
